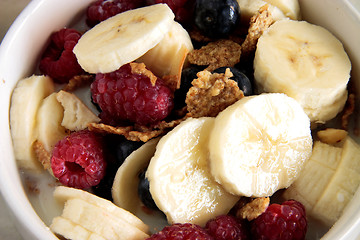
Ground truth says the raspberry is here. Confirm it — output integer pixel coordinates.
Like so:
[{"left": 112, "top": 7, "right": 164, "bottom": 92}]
[
  {"left": 251, "top": 200, "right": 307, "bottom": 240},
  {"left": 39, "top": 28, "right": 84, "bottom": 83},
  {"left": 91, "top": 63, "right": 174, "bottom": 126},
  {"left": 51, "top": 130, "right": 106, "bottom": 189},
  {"left": 147, "top": 223, "right": 214, "bottom": 240},
  {"left": 146, "top": 0, "right": 195, "bottom": 25},
  {"left": 86, "top": 0, "right": 146, "bottom": 27},
  {"left": 205, "top": 215, "right": 250, "bottom": 240}
]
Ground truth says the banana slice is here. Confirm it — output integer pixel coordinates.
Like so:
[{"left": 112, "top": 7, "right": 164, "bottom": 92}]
[
  {"left": 208, "top": 93, "right": 312, "bottom": 197},
  {"left": 112, "top": 138, "right": 159, "bottom": 214},
  {"left": 51, "top": 217, "right": 94, "bottom": 240},
  {"left": 147, "top": 117, "right": 240, "bottom": 227},
  {"left": 284, "top": 142, "right": 342, "bottom": 210},
  {"left": 10, "top": 75, "right": 55, "bottom": 171},
  {"left": 254, "top": 19, "right": 351, "bottom": 123},
  {"left": 56, "top": 90, "right": 100, "bottom": 131},
  {"left": 263, "top": 0, "right": 301, "bottom": 19},
  {"left": 52, "top": 198, "right": 149, "bottom": 240},
  {"left": 53, "top": 186, "right": 149, "bottom": 233},
  {"left": 237, "top": 0, "right": 286, "bottom": 24},
  {"left": 73, "top": 4, "right": 175, "bottom": 74},
  {"left": 284, "top": 136, "right": 360, "bottom": 226},
  {"left": 137, "top": 21, "right": 193, "bottom": 82},
  {"left": 36, "top": 93, "right": 68, "bottom": 153}
]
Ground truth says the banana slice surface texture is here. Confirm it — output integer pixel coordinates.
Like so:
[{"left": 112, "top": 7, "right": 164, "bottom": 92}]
[
  {"left": 147, "top": 117, "right": 240, "bottom": 227},
  {"left": 137, "top": 21, "right": 193, "bottom": 82},
  {"left": 237, "top": 0, "right": 287, "bottom": 23},
  {"left": 36, "top": 93, "right": 67, "bottom": 153},
  {"left": 53, "top": 186, "right": 149, "bottom": 233},
  {"left": 254, "top": 19, "right": 351, "bottom": 123},
  {"left": 10, "top": 75, "right": 55, "bottom": 171},
  {"left": 112, "top": 138, "right": 160, "bottom": 214},
  {"left": 73, "top": 4, "right": 175, "bottom": 74},
  {"left": 208, "top": 93, "right": 312, "bottom": 197},
  {"left": 284, "top": 136, "right": 360, "bottom": 226},
  {"left": 52, "top": 198, "right": 149, "bottom": 240}
]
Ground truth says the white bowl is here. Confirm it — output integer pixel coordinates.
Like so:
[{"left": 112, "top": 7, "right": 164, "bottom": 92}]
[{"left": 0, "top": 0, "right": 359, "bottom": 239}]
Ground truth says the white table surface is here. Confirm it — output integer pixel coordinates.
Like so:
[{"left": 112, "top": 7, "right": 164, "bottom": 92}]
[{"left": 0, "top": 1, "right": 31, "bottom": 239}]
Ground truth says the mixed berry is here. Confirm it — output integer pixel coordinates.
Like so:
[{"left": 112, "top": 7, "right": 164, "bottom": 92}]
[
  {"left": 251, "top": 200, "right": 307, "bottom": 240},
  {"left": 36, "top": 0, "right": 310, "bottom": 239},
  {"left": 39, "top": 28, "right": 84, "bottom": 83},
  {"left": 90, "top": 63, "right": 174, "bottom": 126},
  {"left": 146, "top": 0, "right": 195, "bottom": 26},
  {"left": 86, "top": 0, "right": 146, "bottom": 27},
  {"left": 51, "top": 130, "right": 106, "bottom": 189},
  {"left": 194, "top": 0, "right": 240, "bottom": 38},
  {"left": 146, "top": 200, "right": 307, "bottom": 239},
  {"left": 205, "top": 215, "right": 250, "bottom": 240}
]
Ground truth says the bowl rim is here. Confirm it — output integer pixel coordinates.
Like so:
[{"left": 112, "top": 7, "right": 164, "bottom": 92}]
[
  {"left": 0, "top": 0, "right": 360, "bottom": 239},
  {"left": 0, "top": 0, "right": 92, "bottom": 239}
]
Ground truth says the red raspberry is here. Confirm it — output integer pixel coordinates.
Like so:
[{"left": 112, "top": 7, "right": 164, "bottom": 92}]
[
  {"left": 146, "top": 0, "right": 195, "bottom": 25},
  {"left": 51, "top": 130, "right": 106, "bottom": 189},
  {"left": 86, "top": 0, "right": 146, "bottom": 27},
  {"left": 205, "top": 215, "right": 250, "bottom": 240},
  {"left": 251, "top": 200, "right": 307, "bottom": 240},
  {"left": 91, "top": 63, "right": 174, "bottom": 126},
  {"left": 147, "top": 223, "right": 214, "bottom": 240},
  {"left": 39, "top": 28, "right": 84, "bottom": 83}
]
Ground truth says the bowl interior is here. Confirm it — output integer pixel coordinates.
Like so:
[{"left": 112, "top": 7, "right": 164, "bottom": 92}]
[{"left": 0, "top": 0, "right": 359, "bottom": 239}]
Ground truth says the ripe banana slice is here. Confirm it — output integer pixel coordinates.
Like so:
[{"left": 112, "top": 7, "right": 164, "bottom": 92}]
[
  {"left": 147, "top": 117, "right": 240, "bottom": 227},
  {"left": 237, "top": 0, "right": 286, "bottom": 24},
  {"left": 53, "top": 186, "right": 149, "bottom": 233},
  {"left": 73, "top": 4, "right": 175, "bottom": 74},
  {"left": 284, "top": 136, "right": 360, "bottom": 226},
  {"left": 254, "top": 19, "right": 351, "bottom": 123},
  {"left": 10, "top": 75, "right": 55, "bottom": 171},
  {"left": 51, "top": 198, "right": 149, "bottom": 240},
  {"left": 56, "top": 90, "right": 100, "bottom": 131},
  {"left": 112, "top": 138, "right": 160, "bottom": 214},
  {"left": 137, "top": 21, "right": 193, "bottom": 82},
  {"left": 208, "top": 93, "right": 312, "bottom": 197},
  {"left": 36, "top": 93, "right": 68, "bottom": 153},
  {"left": 51, "top": 217, "right": 95, "bottom": 240},
  {"left": 263, "top": 0, "right": 301, "bottom": 19}
]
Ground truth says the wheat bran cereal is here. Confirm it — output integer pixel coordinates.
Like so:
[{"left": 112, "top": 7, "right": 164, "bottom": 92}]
[
  {"left": 185, "top": 69, "right": 244, "bottom": 118},
  {"left": 187, "top": 39, "right": 241, "bottom": 72}
]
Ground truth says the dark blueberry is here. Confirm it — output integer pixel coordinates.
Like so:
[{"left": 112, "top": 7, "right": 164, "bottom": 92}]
[
  {"left": 235, "top": 61, "right": 254, "bottom": 84},
  {"left": 138, "top": 169, "right": 159, "bottom": 210},
  {"left": 213, "top": 67, "right": 253, "bottom": 96},
  {"left": 174, "top": 66, "right": 203, "bottom": 109},
  {"left": 91, "top": 94, "right": 102, "bottom": 113},
  {"left": 92, "top": 135, "right": 143, "bottom": 200},
  {"left": 194, "top": 0, "right": 240, "bottom": 38}
]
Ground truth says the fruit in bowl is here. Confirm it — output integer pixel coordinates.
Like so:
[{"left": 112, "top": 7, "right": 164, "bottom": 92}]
[{"left": 1, "top": 0, "right": 360, "bottom": 239}]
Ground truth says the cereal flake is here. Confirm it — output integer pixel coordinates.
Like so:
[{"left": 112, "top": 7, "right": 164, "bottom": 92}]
[
  {"left": 88, "top": 117, "right": 186, "bottom": 142},
  {"left": 241, "top": 4, "right": 273, "bottom": 58},
  {"left": 130, "top": 62, "right": 158, "bottom": 86},
  {"left": 63, "top": 74, "right": 94, "bottom": 92},
  {"left": 236, "top": 197, "right": 270, "bottom": 221},
  {"left": 33, "top": 140, "right": 51, "bottom": 170},
  {"left": 186, "top": 69, "right": 244, "bottom": 118},
  {"left": 187, "top": 39, "right": 241, "bottom": 72}
]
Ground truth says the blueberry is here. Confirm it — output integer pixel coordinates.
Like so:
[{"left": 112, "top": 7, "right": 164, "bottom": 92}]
[
  {"left": 92, "top": 135, "right": 143, "bottom": 201},
  {"left": 194, "top": 0, "right": 240, "bottom": 38},
  {"left": 138, "top": 169, "right": 159, "bottom": 210},
  {"left": 174, "top": 66, "right": 203, "bottom": 109},
  {"left": 213, "top": 67, "right": 253, "bottom": 96}
]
